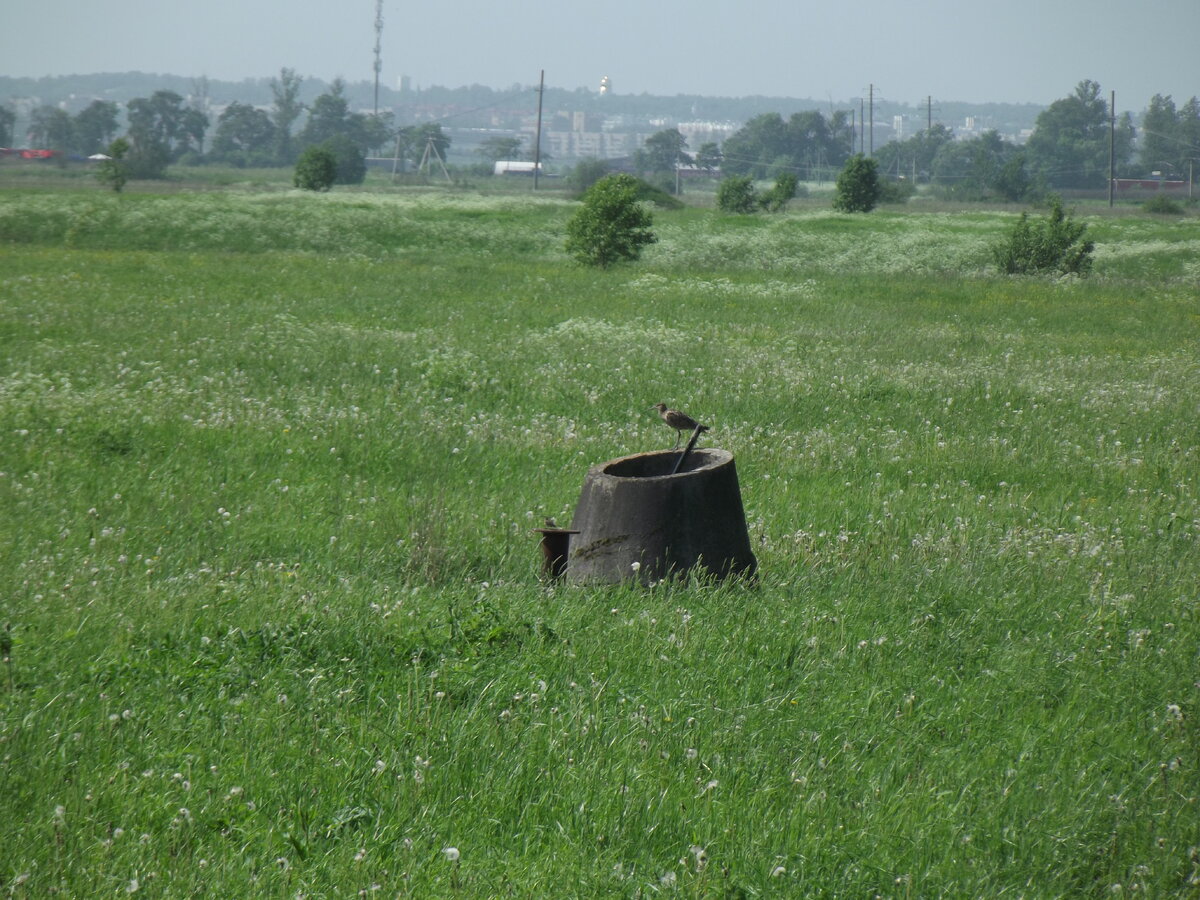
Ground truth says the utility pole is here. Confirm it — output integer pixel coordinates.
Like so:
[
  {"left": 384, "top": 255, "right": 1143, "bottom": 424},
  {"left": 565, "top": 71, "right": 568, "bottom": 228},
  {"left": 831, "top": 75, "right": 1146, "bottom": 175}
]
[
  {"left": 373, "top": 0, "right": 383, "bottom": 116},
  {"left": 858, "top": 98, "right": 864, "bottom": 155},
  {"left": 1108, "top": 90, "right": 1115, "bottom": 208},
  {"left": 868, "top": 84, "right": 874, "bottom": 157},
  {"left": 533, "top": 69, "right": 545, "bottom": 190},
  {"left": 927, "top": 95, "right": 932, "bottom": 133}
]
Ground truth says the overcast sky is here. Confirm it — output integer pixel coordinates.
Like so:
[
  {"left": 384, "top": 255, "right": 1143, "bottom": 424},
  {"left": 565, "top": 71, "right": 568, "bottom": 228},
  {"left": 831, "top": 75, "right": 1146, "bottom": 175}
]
[{"left": 2, "top": 0, "right": 1196, "bottom": 112}]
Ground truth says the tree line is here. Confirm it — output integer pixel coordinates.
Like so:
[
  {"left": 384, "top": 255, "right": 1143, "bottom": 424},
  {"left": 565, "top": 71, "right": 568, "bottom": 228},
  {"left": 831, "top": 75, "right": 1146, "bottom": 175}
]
[
  {"left": 5, "top": 69, "right": 451, "bottom": 184},
  {"left": 675, "top": 80, "right": 1199, "bottom": 200},
  {"left": 6, "top": 75, "right": 1196, "bottom": 196}
]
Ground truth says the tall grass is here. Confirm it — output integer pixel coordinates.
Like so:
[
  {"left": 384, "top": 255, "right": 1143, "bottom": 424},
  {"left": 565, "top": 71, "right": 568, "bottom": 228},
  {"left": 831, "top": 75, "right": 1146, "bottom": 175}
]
[{"left": 1, "top": 187, "right": 1198, "bottom": 896}]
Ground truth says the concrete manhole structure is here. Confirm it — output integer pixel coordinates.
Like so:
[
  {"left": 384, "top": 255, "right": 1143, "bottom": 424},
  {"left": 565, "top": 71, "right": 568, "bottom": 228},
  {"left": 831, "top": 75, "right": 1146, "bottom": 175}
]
[{"left": 565, "top": 448, "right": 756, "bottom": 584}]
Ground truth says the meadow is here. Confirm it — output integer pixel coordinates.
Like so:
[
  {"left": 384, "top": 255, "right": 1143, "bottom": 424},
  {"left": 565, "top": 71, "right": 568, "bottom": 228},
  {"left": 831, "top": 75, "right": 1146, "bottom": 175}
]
[{"left": 1, "top": 182, "right": 1198, "bottom": 897}]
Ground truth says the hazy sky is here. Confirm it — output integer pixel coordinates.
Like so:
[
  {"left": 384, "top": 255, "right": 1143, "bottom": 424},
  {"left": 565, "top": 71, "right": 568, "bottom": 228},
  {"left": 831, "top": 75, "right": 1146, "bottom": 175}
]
[{"left": 2, "top": 0, "right": 1196, "bottom": 111}]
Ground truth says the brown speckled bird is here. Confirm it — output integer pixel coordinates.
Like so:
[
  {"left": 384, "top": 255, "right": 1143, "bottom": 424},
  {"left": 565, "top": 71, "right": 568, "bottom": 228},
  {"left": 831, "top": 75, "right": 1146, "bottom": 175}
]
[{"left": 652, "top": 403, "right": 708, "bottom": 449}]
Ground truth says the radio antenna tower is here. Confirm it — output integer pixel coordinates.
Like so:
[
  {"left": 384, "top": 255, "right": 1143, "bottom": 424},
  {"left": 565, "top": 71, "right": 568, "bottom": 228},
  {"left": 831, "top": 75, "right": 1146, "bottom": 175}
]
[{"left": 373, "top": 0, "right": 384, "bottom": 115}]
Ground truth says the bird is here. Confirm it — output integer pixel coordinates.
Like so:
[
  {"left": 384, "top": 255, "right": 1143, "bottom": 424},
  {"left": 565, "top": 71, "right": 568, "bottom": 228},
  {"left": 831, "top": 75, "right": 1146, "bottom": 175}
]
[{"left": 652, "top": 403, "right": 708, "bottom": 449}]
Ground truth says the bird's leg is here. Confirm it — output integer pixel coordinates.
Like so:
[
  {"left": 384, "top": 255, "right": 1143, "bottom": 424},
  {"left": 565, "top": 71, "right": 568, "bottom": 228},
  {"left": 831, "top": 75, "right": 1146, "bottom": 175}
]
[{"left": 672, "top": 431, "right": 681, "bottom": 449}]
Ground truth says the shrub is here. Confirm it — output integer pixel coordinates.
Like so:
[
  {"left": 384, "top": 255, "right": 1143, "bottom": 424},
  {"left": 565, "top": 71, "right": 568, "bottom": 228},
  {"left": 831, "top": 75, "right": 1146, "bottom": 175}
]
[
  {"left": 293, "top": 146, "right": 338, "bottom": 191},
  {"left": 992, "top": 197, "right": 1094, "bottom": 276},
  {"left": 1143, "top": 194, "right": 1183, "bottom": 216},
  {"left": 94, "top": 138, "right": 129, "bottom": 193},
  {"left": 564, "top": 173, "right": 657, "bottom": 268},
  {"left": 761, "top": 172, "right": 799, "bottom": 212},
  {"left": 716, "top": 175, "right": 759, "bottom": 213},
  {"left": 325, "top": 135, "right": 367, "bottom": 185},
  {"left": 878, "top": 177, "right": 916, "bottom": 204},
  {"left": 833, "top": 155, "right": 882, "bottom": 213}
]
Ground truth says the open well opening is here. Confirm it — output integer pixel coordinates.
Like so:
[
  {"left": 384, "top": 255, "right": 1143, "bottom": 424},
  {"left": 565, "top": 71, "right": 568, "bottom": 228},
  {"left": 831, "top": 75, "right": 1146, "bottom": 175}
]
[{"left": 602, "top": 449, "right": 721, "bottom": 479}]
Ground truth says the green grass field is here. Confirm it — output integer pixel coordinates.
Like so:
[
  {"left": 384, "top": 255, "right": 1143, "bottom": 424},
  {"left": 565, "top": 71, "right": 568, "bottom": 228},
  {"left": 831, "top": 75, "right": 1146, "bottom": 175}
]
[{"left": 1, "top": 183, "right": 1198, "bottom": 897}]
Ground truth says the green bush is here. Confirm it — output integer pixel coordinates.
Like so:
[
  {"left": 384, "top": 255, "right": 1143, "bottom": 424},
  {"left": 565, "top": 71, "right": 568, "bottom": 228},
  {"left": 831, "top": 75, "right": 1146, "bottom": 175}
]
[
  {"left": 94, "top": 138, "right": 129, "bottom": 193},
  {"left": 992, "top": 197, "right": 1094, "bottom": 276},
  {"left": 1143, "top": 193, "right": 1183, "bottom": 215},
  {"left": 325, "top": 135, "right": 367, "bottom": 185},
  {"left": 833, "top": 155, "right": 882, "bottom": 213},
  {"left": 716, "top": 175, "right": 759, "bottom": 213},
  {"left": 293, "top": 146, "right": 338, "bottom": 191},
  {"left": 564, "top": 173, "right": 657, "bottom": 267},
  {"left": 878, "top": 177, "right": 916, "bottom": 204},
  {"left": 761, "top": 172, "right": 799, "bottom": 212}
]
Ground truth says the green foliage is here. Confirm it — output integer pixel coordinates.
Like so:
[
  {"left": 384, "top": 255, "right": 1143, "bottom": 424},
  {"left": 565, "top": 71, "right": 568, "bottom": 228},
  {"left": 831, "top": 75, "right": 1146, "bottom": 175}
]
[
  {"left": 564, "top": 173, "right": 657, "bottom": 267},
  {"left": 402, "top": 123, "right": 451, "bottom": 169},
  {"left": 932, "top": 131, "right": 1029, "bottom": 201},
  {"left": 73, "top": 100, "right": 120, "bottom": 156},
  {"left": 992, "top": 197, "right": 1094, "bottom": 275},
  {"left": 716, "top": 175, "right": 760, "bottom": 213},
  {"left": 324, "top": 134, "right": 367, "bottom": 185},
  {"left": 0, "top": 104, "right": 14, "bottom": 146},
  {"left": 269, "top": 67, "right": 305, "bottom": 165},
  {"left": 877, "top": 177, "right": 916, "bottom": 204},
  {"left": 873, "top": 124, "right": 954, "bottom": 183},
  {"left": 210, "top": 102, "right": 278, "bottom": 167},
  {"left": 568, "top": 158, "right": 612, "bottom": 194},
  {"left": 1137, "top": 94, "right": 1200, "bottom": 178},
  {"left": 635, "top": 128, "right": 690, "bottom": 177},
  {"left": 123, "top": 137, "right": 171, "bottom": 180},
  {"left": 760, "top": 171, "right": 799, "bottom": 212},
  {"left": 29, "top": 105, "right": 74, "bottom": 151},
  {"left": 721, "top": 110, "right": 853, "bottom": 179},
  {"left": 1026, "top": 79, "right": 1135, "bottom": 189},
  {"left": 694, "top": 141, "right": 722, "bottom": 171},
  {"left": 476, "top": 136, "right": 524, "bottom": 162},
  {"left": 293, "top": 145, "right": 338, "bottom": 191},
  {"left": 125, "top": 90, "right": 207, "bottom": 163},
  {"left": 94, "top": 138, "right": 129, "bottom": 193},
  {"left": 1142, "top": 193, "right": 1184, "bottom": 215},
  {"left": 833, "top": 154, "right": 882, "bottom": 212}
]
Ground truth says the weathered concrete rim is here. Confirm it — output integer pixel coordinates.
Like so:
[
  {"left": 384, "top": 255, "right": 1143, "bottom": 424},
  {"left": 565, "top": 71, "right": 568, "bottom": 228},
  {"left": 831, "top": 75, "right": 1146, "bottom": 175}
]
[{"left": 596, "top": 448, "right": 733, "bottom": 481}]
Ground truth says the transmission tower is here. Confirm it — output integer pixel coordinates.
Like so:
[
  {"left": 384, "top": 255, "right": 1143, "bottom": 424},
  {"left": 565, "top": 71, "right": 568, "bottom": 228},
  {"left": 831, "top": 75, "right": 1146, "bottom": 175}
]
[{"left": 373, "top": 0, "right": 384, "bottom": 115}]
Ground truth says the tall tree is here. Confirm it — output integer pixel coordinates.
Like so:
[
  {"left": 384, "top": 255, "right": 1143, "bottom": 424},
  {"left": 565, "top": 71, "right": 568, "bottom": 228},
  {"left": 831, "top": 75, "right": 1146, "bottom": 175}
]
[
  {"left": 28, "top": 106, "right": 74, "bottom": 150},
  {"left": 177, "top": 107, "right": 210, "bottom": 157},
  {"left": 873, "top": 123, "right": 954, "bottom": 180},
  {"left": 299, "top": 79, "right": 355, "bottom": 147},
  {"left": 270, "top": 68, "right": 305, "bottom": 164},
  {"left": 126, "top": 90, "right": 187, "bottom": 150},
  {"left": 932, "top": 130, "right": 1028, "bottom": 200},
  {"left": 73, "top": 100, "right": 119, "bottom": 155},
  {"left": 210, "top": 102, "right": 277, "bottom": 165},
  {"left": 1139, "top": 94, "right": 1178, "bottom": 176},
  {"left": 720, "top": 112, "right": 789, "bottom": 177},
  {"left": 0, "top": 105, "right": 15, "bottom": 147},
  {"left": 694, "top": 141, "right": 722, "bottom": 171},
  {"left": 398, "top": 123, "right": 451, "bottom": 168},
  {"left": 1026, "top": 80, "right": 1133, "bottom": 189},
  {"left": 1178, "top": 97, "right": 1200, "bottom": 177},
  {"left": 720, "top": 110, "right": 850, "bottom": 179},
  {"left": 125, "top": 90, "right": 192, "bottom": 177},
  {"left": 636, "top": 128, "right": 690, "bottom": 174}
]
